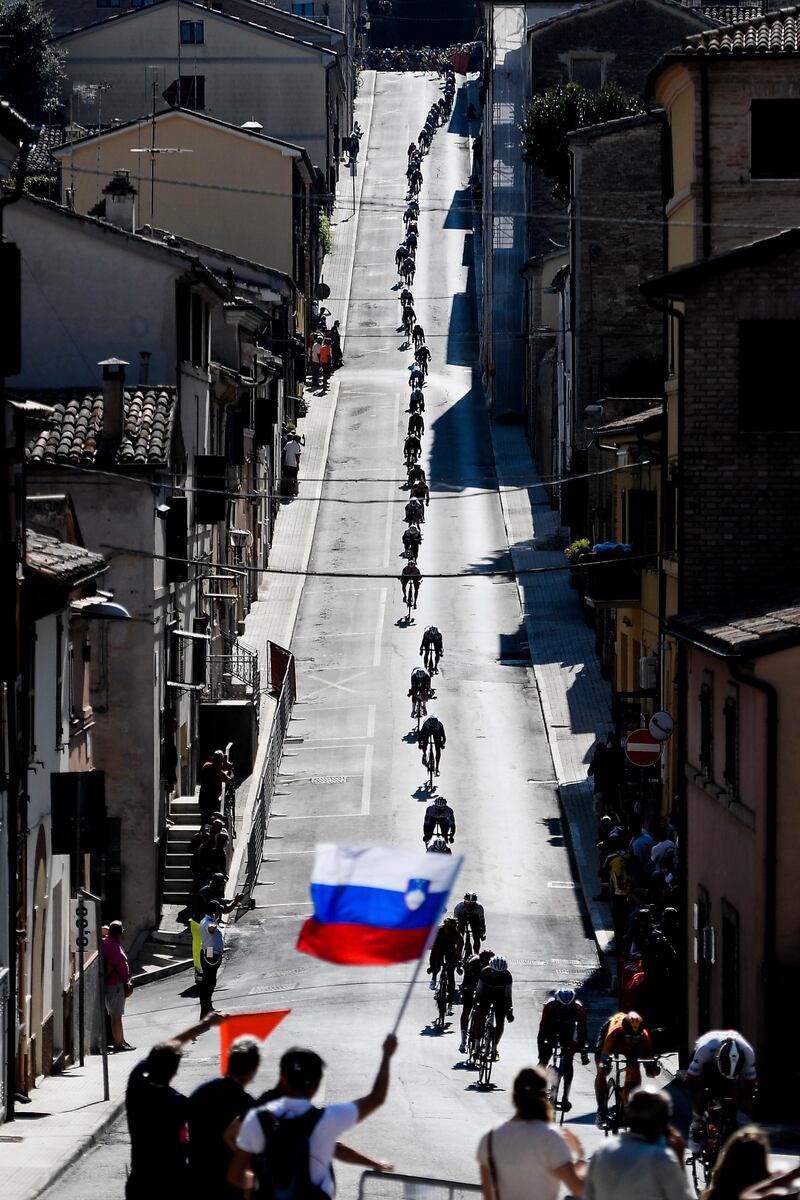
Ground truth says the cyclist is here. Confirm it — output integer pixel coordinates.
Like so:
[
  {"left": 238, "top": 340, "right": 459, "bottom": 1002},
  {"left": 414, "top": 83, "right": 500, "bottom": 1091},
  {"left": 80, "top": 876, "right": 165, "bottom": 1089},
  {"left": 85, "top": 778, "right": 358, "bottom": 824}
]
[
  {"left": 427, "top": 916, "right": 463, "bottom": 1012},
  {"left": 400, "top": 562, "right": 422, "bottom": 610},
  {"left": 415, "top": 343, "right": 431, "bottom": 376},
  {"left": 419, "top": 624, "right": 443, "bottom": 673},
  {"left": 407, "top": 410, "right": 424, "bottom": 439},
  {"left": 409, "top": 470, "right": 430, "bottom": 505},
  {"left": 594, "top": 1011, "right": 658, "bottom": 1128},
  {"left": 408, "top": 664, "right": 432, "bottom": 713},
  {"left": 404, "top": 495, "right": 425, "bottom": 527},
  {"left": 419, "top": 714, "right": 445, "bottom": 775},
  {"left": 459, "top": 948, "right": 493, "bottom": 1054},
  {"left": 395, "top": 242, "right": 408, "bottom": 272},
  {"left": 427, "top": 837, "right": 451, "bottom": 854},
  {"left": 686, "top": 1030, "right": 757, "bottom": 1150},
  {"left": 402, "top": 303, "right": 416, "bottom": 341},
  {"left": 454, "top": 892, "right": 486, "bottom": 951},
  {"left": 409, "top": 386, "right": 425, "bottom": 417},
  {"left": 537, "top": 987, "right": 590, "bottom": 1113},
  {"left": 472, "top": 956, "right": 515, "bottom": 1061},
  {"left": 404, "top": 200, "right": 419, "bottom": 226},
  {"left": 404, "top": 433, "right": 421, "bottom": 467},
  {"left": 402, "top": 524, "right": 422, "bottom": 563},
  {"left": 402, "top": 258, "right": 416, "bottom": 286},
  {"left": 400, "top": 286, "right": 414, "bottom": 310},
  {"left": 423, "top": 795, "right": 455, "bottom": 845},
  {"left": 405, "top": 229, "right": 418, "bottom": 253},
  {"left": 412, "top": 323, "right": 426, "bottom": 351},
  {"left": 408, "top": 364, "right": 425, "bottom": 390},
  {"left": 407, "top": 461, "right": 425, "bottom": 489}
]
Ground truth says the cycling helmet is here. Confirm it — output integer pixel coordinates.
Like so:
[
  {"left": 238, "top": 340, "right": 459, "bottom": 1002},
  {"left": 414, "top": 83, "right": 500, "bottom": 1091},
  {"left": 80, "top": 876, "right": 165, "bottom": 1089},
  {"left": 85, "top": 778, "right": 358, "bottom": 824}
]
[
  {"left": 716, "top": 1037, "right": 746, "bottom": 1080},
  {"left": 412, "top": 667, "right": 427, "bottom": 678},
  {"left": 555, "top": 987, "right": 576, "bottom": 1007},
  {"left": 489, "top": 956, "right": 507, "bottom": 972},
  {"left": 429, "top": 838, "right": 448, "bottom": 853},
  {"left": 434, "top": 795, "right": 448, "bottom": 808},
  {"left": 464, "top": 892, "right": 477, "bottom": 903},
  {"left": 622, "top": 1012, "right": 644, "bottom": 1037}
]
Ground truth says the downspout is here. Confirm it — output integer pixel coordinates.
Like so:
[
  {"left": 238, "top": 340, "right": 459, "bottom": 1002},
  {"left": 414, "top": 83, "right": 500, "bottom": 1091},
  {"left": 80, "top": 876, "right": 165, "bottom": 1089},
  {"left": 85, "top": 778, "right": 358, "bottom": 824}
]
[{"left": 700, "top": 61, "right": 712, "bottom": 259}]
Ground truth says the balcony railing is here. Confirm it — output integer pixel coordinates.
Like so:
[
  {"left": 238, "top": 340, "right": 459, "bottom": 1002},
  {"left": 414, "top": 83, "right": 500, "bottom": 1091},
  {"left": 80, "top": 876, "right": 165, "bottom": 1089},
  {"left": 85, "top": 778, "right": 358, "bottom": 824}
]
[
  {"left": 580, "top": 546, "right": 641, "bottom": 608},
  {"left": 206, "top": 632, "right": 260, "bottom": 703}
]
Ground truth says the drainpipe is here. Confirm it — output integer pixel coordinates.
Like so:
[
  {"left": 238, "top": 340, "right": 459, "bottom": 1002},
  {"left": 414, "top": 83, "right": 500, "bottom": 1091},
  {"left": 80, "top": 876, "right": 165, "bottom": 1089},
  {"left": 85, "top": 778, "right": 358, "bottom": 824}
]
[
  {"left": 700, "top": 61, "right": 712, "bottom": 259},
  {"left": 728, "top": 660, "right": 779, "bottom": 1113}
]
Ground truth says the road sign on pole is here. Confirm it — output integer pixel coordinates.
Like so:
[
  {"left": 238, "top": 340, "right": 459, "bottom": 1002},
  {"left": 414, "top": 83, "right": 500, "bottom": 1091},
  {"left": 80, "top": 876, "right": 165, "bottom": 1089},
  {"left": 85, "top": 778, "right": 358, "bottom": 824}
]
[
  {"left": 624, "top": 728, "right": 663, "bottom": 768},
  {"left": 648, "top": 711, "right": 674, "bottom": 742},
  {"left": 70, "top": 896, "right": 96, "bottom": 953}
]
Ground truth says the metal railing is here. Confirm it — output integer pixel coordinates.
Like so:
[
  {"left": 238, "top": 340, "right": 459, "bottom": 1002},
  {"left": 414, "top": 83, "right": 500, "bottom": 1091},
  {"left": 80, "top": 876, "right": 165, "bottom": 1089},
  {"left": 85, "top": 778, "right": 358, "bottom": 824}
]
[
  {"left": 207, "top": 632, "right": 261, "bottom": 703},
  {"left": 0, "top": 967, "right": 9, "bottom": 1125},
  {"left": 359, "top": 1171, "right": 482, "bottom": 1200},
  {"left": 238, "top": 652, "right": 295, "bottom": 912}
]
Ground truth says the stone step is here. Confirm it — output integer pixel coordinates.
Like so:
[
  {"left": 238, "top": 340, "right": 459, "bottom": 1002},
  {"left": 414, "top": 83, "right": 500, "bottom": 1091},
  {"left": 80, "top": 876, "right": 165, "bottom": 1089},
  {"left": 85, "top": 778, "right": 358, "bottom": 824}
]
[
  {"left": 163, "top": 885, "right": 192, "bottom": 903},
  {"left": 170, "top": 812, "right": 202, "bottom": 826},
  {"left": 168, "top": 827, "right": 199, "bottom": 844}
]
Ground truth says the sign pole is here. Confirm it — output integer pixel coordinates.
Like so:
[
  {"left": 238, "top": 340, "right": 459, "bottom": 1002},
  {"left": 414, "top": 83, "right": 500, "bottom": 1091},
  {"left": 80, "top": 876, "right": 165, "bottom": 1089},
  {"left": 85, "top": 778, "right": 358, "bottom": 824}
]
[
  {"left": 82, "top": 889, "right": 110, "bottom": 1101},
  {"left": 76, "top": 777, "right": 84, "bottom": 1065}
]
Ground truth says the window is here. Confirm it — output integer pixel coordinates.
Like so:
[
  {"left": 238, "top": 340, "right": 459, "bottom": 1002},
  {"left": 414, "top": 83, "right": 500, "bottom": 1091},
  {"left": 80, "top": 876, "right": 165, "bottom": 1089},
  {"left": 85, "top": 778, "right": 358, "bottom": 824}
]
[
  {"left": 627, "top": 490, "right": 658, "bottom": 557},
  {"left": 738, "top": 319, "right": 800, "bottom": 432},
  {"left": 721, "top": 900, "right": 740, "bottom": 1029},
  {"left": 699, "top": 673, "right": 713, "bottom": 780},
  {"left": 569, "top": 56, "right": 603, "bottom": 89},
  {"left": 723, "top": 691, "right": 739, "bottom": 798},
  {"left": 163, "top": 75, "right": 205, "bottom": 110},
  {"left": 292, "top": 1, "right": 315, "bottom": 14},
  {"left": 180, "top": 19, "right": 204, "bottom": 44},
  {"left": 751, "top": 100, "right": 800, "bottom": 179}
]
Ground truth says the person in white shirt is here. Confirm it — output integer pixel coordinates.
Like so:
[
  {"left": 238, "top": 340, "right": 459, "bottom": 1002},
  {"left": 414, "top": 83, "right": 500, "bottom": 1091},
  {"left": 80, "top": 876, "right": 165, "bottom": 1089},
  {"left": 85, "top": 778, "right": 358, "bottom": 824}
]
[
  {"left": 198, "top": 901, "right": 225, "bottom": 1018},
  {"left": 283, "top": 436, "right": 302, "bottom": 496},
  {"left": 229, "top": 1036, "right": 397, "bottom": 1198}
]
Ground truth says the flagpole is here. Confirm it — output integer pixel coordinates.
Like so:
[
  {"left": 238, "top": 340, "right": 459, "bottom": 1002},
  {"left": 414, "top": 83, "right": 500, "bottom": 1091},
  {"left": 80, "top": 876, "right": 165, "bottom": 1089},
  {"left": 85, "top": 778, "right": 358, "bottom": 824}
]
[{"left": 390, "top": 956, "right": 425, "bottom": 1037}]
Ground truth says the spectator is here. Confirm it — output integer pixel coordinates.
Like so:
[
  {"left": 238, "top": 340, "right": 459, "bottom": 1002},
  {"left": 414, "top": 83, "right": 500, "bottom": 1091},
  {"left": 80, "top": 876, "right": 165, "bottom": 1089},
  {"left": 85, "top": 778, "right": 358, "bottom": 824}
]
[
  {"left": 199, "top": 900, "right": 225, "bottom": 1017},
  {"left": 310, "top": 334, "right": 323, "bottom": 387},
  {"left": 478, "top": 1067, "right": 585, "bottom": 1200},
  {"left": 191, "top": 818, "right": 226, "bottom": 890},
  {"left": 320, "top": 338, "right": 333, "bottom": 389},
  {"left": 229, "top": 1035, "right": 398, "bottom": 1198},
  {"left": 331, "top": 320, "right": 342, "bottom": 369},
  {"left": 283, "top": 433, "right": 302, "bottom": 496},
  {"left": 583, "top": 1088, "right": 692, "bottom": 1200},
  {"left": 102, "top": 920, "right": 134, "bottom": 1053},
  {"left": 187, "top": 874, "right": 242, "bottom": 986},
  {"left": 126, "top": 1014, "right": 224, "bottom": 1200},
  {"left": 188, "top": 1035, "right": 261, "bottom": 1200},
  {"left": 198, "top": 750, "right": 233, "bottom": 826},
  {"left": 630, "top": 821, "right": 655, "bottom": 876},
  {"left": 594, "top": 815, "right": 614, "bottom": 900},
  {"left": 588, "top": 737, "right": 621, "bottom": 819},
  {"left": 701, "top": 1127, "right": 770, "bottom": 1200},
  {"left": 206, "top": 829, "right": 230, "bottom": 879}
]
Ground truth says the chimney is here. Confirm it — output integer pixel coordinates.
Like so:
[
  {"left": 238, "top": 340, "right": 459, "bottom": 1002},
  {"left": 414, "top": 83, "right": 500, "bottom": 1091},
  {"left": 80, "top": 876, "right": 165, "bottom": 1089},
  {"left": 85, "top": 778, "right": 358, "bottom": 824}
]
[
  {"left": 98, "top": 358, "right": 129, "bottom": 442},
  {"left": 102, "top": 169, "right": 136, "bottom": 233}
]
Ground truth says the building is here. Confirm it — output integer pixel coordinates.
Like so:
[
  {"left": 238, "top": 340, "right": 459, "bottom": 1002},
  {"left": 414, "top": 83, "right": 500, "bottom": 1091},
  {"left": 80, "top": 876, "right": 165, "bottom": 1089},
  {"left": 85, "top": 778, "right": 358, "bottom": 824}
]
[
  {"left": 55, "top": 0, "right": 347, "bottom": 191},
  {"left": 53, "top": 110, "right": 319, "bottom": 289}
]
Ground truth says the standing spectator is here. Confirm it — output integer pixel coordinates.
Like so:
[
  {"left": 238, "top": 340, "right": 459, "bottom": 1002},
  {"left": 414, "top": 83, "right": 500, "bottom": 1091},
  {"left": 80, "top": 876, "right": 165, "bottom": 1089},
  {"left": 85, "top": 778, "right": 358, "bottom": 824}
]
[
  {"left": 199, "top": 900, "right": 225, "bottom": 1017},
  {"left": 630, "top": 820, "right": 655, "bottom": 876},
  {"left": 230, "top": 1035, "right": 398, "bottom": 1198},
  {"left": 310, "top": 334, "right": 323, "bottom": 387},
  {"left": 188, "top": 1036, "right": 261, "bottom": 1200},
  {"left": 102, "top": 920, "right": 135, "bottom": 1053},
  {"left": 283, "top": 433, "right": 302, "bottom": 496},
  {"left": 700, "top": 1127, "right": 770, "bottom": 1200},
  {"left": 198, "top": 750, "right": 233, "bottom": 826},
  {"left": 187, "top": 874, "right": 242, "bottom": 985},
  {"left": 126, "top": 1014, "right": 223, "bottom": 1200},
  {"left": 320, "top": 337, "right": 333, "bottom": 390},
  {"left": 588, "top": 739, "right": 618, "bottom": 820},
  {"left": 583, "top": 1088, "right": 691, "bottom": 1200},
  {"left": 478, "top": 1067, "right": 585, "bottom": 1200},
  {"left": 331, "top": 320, "right": 343, "bottom": 369}
]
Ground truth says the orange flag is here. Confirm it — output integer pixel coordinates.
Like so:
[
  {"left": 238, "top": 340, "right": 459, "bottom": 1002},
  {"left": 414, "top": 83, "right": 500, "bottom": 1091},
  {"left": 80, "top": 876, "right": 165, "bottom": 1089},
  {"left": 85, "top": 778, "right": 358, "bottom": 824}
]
[{"left": 219, "top": 1009, "right": 291, "bottom": 1072}]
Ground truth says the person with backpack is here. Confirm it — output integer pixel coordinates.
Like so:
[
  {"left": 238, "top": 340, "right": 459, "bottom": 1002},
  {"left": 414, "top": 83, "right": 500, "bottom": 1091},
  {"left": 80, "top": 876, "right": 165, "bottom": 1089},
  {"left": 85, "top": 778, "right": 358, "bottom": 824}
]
[{"left": 229, "top": 1035, "right": 397, "bottom": 1199}]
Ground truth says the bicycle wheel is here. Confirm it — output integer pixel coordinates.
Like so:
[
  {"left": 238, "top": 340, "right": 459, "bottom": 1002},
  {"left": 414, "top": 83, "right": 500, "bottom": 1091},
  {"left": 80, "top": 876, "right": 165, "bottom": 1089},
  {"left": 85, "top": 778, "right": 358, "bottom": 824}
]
[
  {"left": 428, "top": 759, "right": 435, "bottom": 790},
  {"left": 478, "top": 1027, "right": 495, "bottom": 1087},
  {"left": 604, "top": 1076, "right": 619, "bottom": 1135},
  {"left": 435, "top": 975, "right": 447, "bottom": 1031}
]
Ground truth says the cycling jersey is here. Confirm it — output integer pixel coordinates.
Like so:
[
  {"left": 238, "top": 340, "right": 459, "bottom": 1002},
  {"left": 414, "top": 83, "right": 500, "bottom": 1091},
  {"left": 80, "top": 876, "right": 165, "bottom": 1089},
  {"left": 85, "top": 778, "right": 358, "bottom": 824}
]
[
  {"left": 475, "top": 966, "right": 513, "bottom": 1013},
  {"left": 453, "top": 900, "right": 485, "bottom": 935},
  {"left": 596, "top": 1013, "right": 654, "bottom": 1061},
  {"left": 687, "top": 1031, "right": 757, "bottom": 1083},
  {"left": 403, "top": 527, "right": 422, "bottom": 545},
  {"left": 420, "top": 629, "right": 443, "bottom": 652},
  {"left": 405, "top": 500, "right": 424, "bottom": 521},
  {"left": 423, "top": 803, "right": 454, "bottom": 840},
  {"left": 461, "top": 954, "right": 483, "bottom": 1001},
  {"left": 429, "top": 922, "right": 462, "bottom": 966},
  {"left": 409, "top": 669, "right": 430, "bottom": 694},
  {"left": 539, "top": 998, "right": 588, "bottom": 1049},
  {"left": 419, "top": 717, "right": 445, "bottom": 747}
]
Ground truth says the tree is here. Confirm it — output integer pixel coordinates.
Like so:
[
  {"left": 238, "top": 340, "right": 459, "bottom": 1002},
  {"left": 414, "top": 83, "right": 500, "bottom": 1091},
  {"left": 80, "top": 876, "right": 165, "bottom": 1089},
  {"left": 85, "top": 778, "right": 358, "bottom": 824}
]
[
  {"left": 520, "top": 82, "right": 643, "bottom": 203},
  {"left": 0, "top": 0, "right": 65, "bottom": 123}
]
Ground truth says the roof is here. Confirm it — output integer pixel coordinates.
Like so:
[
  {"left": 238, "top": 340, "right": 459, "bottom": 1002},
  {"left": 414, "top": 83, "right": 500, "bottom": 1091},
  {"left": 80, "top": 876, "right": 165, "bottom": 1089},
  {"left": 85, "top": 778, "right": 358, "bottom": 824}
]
[
  {"left": 681, "top": 5, "right": 800, "bottom": 55},
  {"left": 642, "top": 227, "right": 800, "bottom": 298},
  {"left": 527, "top": 0, "right": 720, "bottom": 38},
  {"left": 596, "top": 403, "right": 663, "bottom": 434},
  {"left": 568, "top": 112, "right": 655, "bottom": 143},
  {"left": 0, "top": 99, "right": 35, "bottom": 149},
  {"left": 19, "top": 124, "right": 66, "bottom": 175},
  {"left": 21, "top": 387, "right": 177, "bottom": 467},
  {"left": 697, "top": 4, "right": 765, "bottom": 23},
  {"left": 26, "top": 528, "right": 106, "bottom": 588},
  {"left": 137, "top": 225, "right": 296, "bottom": 296},
  {"left": 670, "top": 596, "right": 800, "bottom": 657},
  {"left": 54, "top": 0, "right": 337, "bottom": 57},
  {"left": 51, "top": 107, "right": 315, "bottom": 180}
]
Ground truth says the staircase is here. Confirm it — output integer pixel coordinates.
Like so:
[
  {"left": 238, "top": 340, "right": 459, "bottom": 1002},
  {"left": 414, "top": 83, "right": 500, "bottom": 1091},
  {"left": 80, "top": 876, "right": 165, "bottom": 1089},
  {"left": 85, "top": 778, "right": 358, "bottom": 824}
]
[{"left": 163, "top": 794, "right": 202, "bottom": 905}]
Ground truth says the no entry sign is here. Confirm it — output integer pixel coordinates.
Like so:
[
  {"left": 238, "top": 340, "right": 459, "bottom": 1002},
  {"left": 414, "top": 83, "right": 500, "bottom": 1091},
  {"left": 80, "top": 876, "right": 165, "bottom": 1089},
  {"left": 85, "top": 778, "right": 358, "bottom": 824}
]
[{"left": 624, "top": 728, "right": 663, "bottom": 768}]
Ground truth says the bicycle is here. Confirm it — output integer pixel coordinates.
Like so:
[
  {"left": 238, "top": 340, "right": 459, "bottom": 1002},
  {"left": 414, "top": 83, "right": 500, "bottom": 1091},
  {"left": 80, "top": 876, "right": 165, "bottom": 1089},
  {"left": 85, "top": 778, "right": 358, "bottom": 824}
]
[
  {"left": 423, "top": 747, "right": 439, "bottom": 790},
  {"left": 601, "top": 1056, "right": 660, "bottom": 1135},
  {"left": 461, "top": 925, "right": 473, "bottom": 967},
  {"left": 423, "top": 645, "right": 441, "bottom": 675},
  {"left": 546, "top": 1041, "right": 568, "bottom": 1125},
  {"left": 434, "top": 970, "right": 448, "bottom": 1032},
  {"left": 687, "top": 1097, "right": 739, "bottom": 1193},
  {"left": 411, "top": 692, "right": 427, "bottom": 732},
  {"left": 476, "top": 1009, "right": 497, "bottom": 1087}
]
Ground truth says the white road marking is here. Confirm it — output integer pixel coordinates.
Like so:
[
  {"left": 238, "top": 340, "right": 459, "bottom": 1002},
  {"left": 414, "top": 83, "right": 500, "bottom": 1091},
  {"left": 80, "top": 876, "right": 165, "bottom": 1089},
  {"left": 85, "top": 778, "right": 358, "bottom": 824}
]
[
  {"left": 547, "top": 881, "right": 577, "bottom": 889},
  {"left": 373, "top": 587, "right": 387, "bottom": 666},
  {"left": 305, "top": 669, "right": 367, "bottom": 696},
  {"left": 361, "top": 743, "right": 373, "bottom": 815},
  {"left": 367, "top": 703, "right": 376, "bottom": 739}
]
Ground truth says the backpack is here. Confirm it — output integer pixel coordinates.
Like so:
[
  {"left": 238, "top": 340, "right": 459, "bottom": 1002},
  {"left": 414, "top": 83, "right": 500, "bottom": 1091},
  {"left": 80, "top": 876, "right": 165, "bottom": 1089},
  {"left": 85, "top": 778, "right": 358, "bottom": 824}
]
[{"left": 254, "top": 1106, "right": 328, "bottom": 1200}]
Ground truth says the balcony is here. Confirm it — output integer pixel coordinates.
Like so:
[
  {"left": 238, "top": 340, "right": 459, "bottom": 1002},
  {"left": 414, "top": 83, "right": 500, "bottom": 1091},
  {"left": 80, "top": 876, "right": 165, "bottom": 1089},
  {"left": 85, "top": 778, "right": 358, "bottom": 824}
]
[
  {"left": 206, "top": 631, "right": 260, "bottom": 703},
  {"left": 579, "top": 545, "right": 641, "bottom": 608},
  {"left": 200, "top": 633, "right": 260, "bottom": 771}
]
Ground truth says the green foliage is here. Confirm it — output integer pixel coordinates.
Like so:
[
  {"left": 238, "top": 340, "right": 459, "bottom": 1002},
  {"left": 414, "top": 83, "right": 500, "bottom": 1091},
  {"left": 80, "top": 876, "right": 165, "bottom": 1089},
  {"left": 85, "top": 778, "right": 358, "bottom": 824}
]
[
  {"left": 565, "top": 538, "right": 591, "bottom": 562},
  {"left": 520, "top": 82, "right": 643, "bottom": 203},
  {"left": 0, "top": 0, "right": 65, "bottom": 122},
  {"left": 319, "top": 212, "right": 333, "bottom": 256}
]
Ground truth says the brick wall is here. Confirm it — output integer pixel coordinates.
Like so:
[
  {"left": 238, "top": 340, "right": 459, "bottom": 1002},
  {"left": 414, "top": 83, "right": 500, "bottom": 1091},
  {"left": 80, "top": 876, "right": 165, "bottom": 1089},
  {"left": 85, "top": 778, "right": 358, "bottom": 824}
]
[{"left": 681, "top": 246, "right": 800, "bottom": 608}]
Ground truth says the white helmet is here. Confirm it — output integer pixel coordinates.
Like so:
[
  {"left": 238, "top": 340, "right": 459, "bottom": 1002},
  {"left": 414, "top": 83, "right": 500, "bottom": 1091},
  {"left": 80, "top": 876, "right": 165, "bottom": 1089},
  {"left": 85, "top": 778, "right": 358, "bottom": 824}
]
[
  {"left": 490, "top": 956, "right": 507, "bottom": 972},
  {"left": 429, "top": 838, "right": 449, "bottom": 853}
]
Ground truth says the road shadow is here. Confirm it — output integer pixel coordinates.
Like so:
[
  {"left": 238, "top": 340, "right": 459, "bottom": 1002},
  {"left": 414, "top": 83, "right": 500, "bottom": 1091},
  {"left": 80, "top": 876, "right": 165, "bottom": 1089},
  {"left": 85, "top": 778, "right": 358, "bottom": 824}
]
[{"left": 444, "top": 186, "right": 474, "bottom": 231}]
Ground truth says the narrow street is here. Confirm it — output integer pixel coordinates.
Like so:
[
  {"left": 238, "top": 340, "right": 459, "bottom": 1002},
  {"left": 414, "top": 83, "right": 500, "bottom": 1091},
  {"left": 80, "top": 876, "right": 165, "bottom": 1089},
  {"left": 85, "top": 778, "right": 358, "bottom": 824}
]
[{"left": 40, "top": 73, "right": 611, "bottom": 1198}]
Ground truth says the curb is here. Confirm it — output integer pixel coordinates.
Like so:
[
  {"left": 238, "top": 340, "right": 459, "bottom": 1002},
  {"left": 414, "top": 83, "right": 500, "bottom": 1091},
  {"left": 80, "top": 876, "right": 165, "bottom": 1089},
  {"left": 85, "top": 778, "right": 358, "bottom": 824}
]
[
  {"left": 28, "top": 1096, "right": 127, "bottom": 1200},
  {"left": 131, "top": 957, "right": 193, "bottom": 987}
]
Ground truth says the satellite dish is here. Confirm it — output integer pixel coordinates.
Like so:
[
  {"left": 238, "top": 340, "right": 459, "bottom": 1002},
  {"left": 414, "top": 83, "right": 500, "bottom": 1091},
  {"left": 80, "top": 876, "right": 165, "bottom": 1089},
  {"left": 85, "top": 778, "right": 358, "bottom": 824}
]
[{"left": 315, "top": 283, "right": 331, "bottom": 300}]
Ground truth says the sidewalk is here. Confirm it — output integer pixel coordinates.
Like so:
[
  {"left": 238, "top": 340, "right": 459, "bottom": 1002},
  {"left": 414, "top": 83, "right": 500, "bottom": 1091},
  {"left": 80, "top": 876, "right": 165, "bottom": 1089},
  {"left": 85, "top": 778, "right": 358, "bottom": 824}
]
[
  {"left": 0, "top": 74, "right": 378, "bottom": 1200},
  {"left": 490, "top": 423, "right": 616, "bottom": 962}
]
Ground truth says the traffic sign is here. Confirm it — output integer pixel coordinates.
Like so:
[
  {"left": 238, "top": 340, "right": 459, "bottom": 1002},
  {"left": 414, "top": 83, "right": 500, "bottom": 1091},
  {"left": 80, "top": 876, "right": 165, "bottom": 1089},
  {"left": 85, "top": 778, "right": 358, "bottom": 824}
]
[
  {"left": 624, "top": 728, "right": 663, "bottom": 768},
  {"left": 69, "top": 897, "right": 97, "bottom": 953},
  {"left": 648, "top": 711, "right": 674, "bottom": 742}
]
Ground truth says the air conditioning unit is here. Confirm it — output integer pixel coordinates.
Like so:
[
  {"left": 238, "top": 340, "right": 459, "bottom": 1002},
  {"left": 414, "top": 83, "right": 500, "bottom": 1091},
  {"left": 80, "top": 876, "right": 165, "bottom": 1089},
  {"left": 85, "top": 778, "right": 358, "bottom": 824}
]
[{"left": 639, "top": 655, "right": 658, "bottom": 691}]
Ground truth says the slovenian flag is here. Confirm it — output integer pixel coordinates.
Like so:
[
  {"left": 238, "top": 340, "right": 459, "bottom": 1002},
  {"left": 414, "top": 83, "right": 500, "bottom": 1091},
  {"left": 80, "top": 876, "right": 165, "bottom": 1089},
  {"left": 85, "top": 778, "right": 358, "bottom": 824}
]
[{"left": 296, "top": 844, "right": 463, "bottom": 966}]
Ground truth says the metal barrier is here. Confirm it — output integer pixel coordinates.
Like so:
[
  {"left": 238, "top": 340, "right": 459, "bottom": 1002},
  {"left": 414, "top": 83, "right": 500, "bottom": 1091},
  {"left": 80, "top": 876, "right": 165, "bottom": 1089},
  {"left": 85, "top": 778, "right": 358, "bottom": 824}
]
[
  {"left": 0, "top": 967, "right": 8, "bottom": 1124},
  {"left": 359, "top": 1171, "right": 482, "bottom": 1200},
  {"left": 238, "top": 653, "right": 296, "bottom": 911}
]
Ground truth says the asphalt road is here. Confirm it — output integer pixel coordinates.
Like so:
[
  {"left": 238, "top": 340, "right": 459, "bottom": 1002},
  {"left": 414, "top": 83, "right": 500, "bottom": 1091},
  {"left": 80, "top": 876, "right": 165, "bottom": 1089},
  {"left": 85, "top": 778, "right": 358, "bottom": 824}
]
[{"left": 43, "top": 73, "right": 614, "bottom": 1200}]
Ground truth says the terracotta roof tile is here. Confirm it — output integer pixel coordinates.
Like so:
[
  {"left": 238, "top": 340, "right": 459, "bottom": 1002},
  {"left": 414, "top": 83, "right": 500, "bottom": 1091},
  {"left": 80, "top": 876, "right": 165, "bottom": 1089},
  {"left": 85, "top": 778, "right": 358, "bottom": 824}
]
[
  {"left": 697, "top": 4, "right": 764, "bottom": 25},
  {"left": 26, "top": 528, "right": 106, "bottom": 586},
  {"left": 18, "top": 387, "right": 177, "bottom": 467},
  {"left": 684, "top": 5, "right": 800, "bottom": 55},
  {"left": 671, "top": 595, "right": 800, "bottom": 655},
  {"left": 596, "top": 404, "right": 663, "bottom": 434}
]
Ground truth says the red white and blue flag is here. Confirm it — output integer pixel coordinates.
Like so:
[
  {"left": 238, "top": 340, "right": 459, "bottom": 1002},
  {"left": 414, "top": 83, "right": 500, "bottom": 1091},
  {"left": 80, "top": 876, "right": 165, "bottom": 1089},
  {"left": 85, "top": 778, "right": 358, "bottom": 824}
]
[{"left": 296, "top": 844, "right": 463, "bottom": 966}]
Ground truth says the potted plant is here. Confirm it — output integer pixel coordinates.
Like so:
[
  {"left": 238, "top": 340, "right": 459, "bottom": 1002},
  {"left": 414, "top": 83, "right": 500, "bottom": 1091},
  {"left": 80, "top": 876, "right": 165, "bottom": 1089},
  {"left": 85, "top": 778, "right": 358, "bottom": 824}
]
[{"left": 565, "top": 538, "right": 591, "bottom": 590}]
